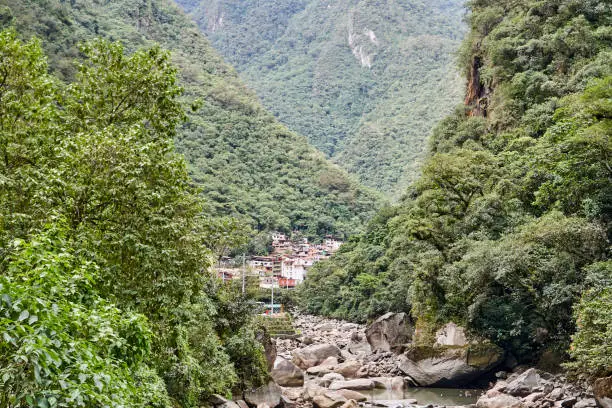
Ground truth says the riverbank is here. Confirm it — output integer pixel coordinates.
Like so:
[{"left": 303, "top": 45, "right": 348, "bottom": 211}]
[{"left": 212, "top": 313, "right": 603, "bottom": 408}]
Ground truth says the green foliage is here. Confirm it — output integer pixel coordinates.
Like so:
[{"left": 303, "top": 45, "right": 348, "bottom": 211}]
[
  {"left": 299, "top": 0, "right": 612, "bottom": 372},
  {"left": 0, "top": 0, "right": 381, "bottom": 245},
  {"left": 176, "top": 0, "right": 466, "bottom": 195},
  {"left": 565, "top": 261, "right": 612, "bottom": 378},
  {"left": 0, "top": 227, "right": 171, "bottom": 407},
  {"left": 0, "top": 27, "right": 268, "bottom": 407}
]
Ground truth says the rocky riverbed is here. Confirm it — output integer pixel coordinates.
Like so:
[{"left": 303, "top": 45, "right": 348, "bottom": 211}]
[{"left": 211, "top": 313, "right": 606, "bottom": 408}]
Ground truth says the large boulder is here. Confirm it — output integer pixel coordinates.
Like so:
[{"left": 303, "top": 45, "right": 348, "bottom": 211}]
[
  {"left": 328, "top": 379, "right": 376, "bottom": 391},
  {"left": 292, "top": 344, "right": 341, "bottom": 369},
  {"left": 334, "top": 360, "right": 362, "bottom": 379},
  {"left": 502, "top": 368, "right": 553, "bottom": 397},
  {"left": 594, "top": 376, "right": 612, "bottom": 408},
  {"left": 334, "top": 390, "right": 368, "bottom": 402},
  {"left": 312, "top": 392, "right": 347, "bottom": 408},
  {"left": 435, "top": 322, "right": 468, "bottom": 346},
  {"left": 244, "top": 381, "right": 282, "bottom": 408},
  {"left": 365, "top": 312, "right": 413, "bottom": 353},
  {"left": 271, "top": 357, "right": 304, "bottom": 387},
  {"left": 476, "top": 394, "right": 525, "bottom": 408},
  {"left": 302, "top": 382, "right": 327, "bottom": 401},
  {"left": 397, "top": 343, "right": 504, "bottom": 387}
]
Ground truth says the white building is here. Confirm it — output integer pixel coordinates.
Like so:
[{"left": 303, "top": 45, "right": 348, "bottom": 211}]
[
  {"left": 281, "top": 257, "right": 312, "bottom": 283},
  {"left": 324, "top": 238, "right": 342, "bottom": 252}
]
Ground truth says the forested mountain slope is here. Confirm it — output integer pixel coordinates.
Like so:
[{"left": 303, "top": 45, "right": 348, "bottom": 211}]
[
  {"left": 175, "top": 0, "right": 466, "bottom": 196},
  {"left": 0, "top": 29, "right": 271, "bottom": 406},
  {"left": 299, "top": 0, "right": 611, "bottom": 376},
  {"left": 0, "top": 0, "right": 381, "bottom": 240}
]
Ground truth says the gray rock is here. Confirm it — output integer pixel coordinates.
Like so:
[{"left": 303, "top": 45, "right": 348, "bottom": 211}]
[
  {"left": 365, "top": 312, "right": 413, "bottom": 353},
  {"left": 210, "top": 395, "right": 230, "bottom": 405},
  {"left": 573, "top": 399, "right": 598, "bottom": 408},
  {"left": 303, "top": 382, "right": 327, "bottom": 401},
  {"left": 503, "top": 368, "right": 553, "bottom": 397},
  {"left": 522, "top": 391, "right": 545, "bottom": 404},
  {"left": 281, "top": 387, "right": 303, "bottom": 401},
  {"left": 328, "top": 379, "right": 376, "bottom": 391},
  {"left": 307, "top": 365, "right": 334, "bottom": 376},
  {"left": 549, "top": 388, "right": 564, "bottom": 400},
  {"left": 301, "top": 336, "right": 315, "bottom": 345},
  {"left": 237, "top": 400, "right": 249, "bottom": 408},
  {"left": 594, "top": 376, "right": 612, "bottom": 408},
  {"left": 312, "top": 391, "right": 347, "bottom": 408},
  {"left": 271, "top": 357, "right": 304, "bottom": 387},
  {"left": 476, "top": 394, "right": 525, "bottom": 408},
  {"left": 220, "top": 402, "right": 241, "bottom": 408},
  {"left": 435, "top": 322, "right": 468, "bottom": 346},
  {"left": 334, "top": 360, "right": 362, "bottom": 379},
  {"left": 347, "top": 340, "right": 371, "bottom": 356},
  {"left": 244, "top": 381, "right": 282, "bottom": 408},
  {"left": 322, "top": 373, "right": 346, "bottom": 382},
  {"left": 397, "top": 343, "right": 504, "bottom": 387},
  {"left": 334, "top": 389, "right": 368, "bottom": 402},
  {"left": 281, "top": 395, "right": 297, "bottom": 408},
  {"left": 369, "top": 377, "right": 389, "bottom": 389},
  {"left": 338, "top": 399, "right": 359, "bottom": 408},
  {"left": 292, "top": 344, "right": 342, "bottom": 369}
]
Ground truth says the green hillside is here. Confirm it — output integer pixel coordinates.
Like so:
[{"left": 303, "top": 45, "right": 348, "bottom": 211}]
[
  {"left": 299, "top": 0, "right": 611, "bottom": 375},
  {"left": 0, "top": 0, "right": 381, "bottom": 241},
  {"left": 175, "top": 0, "right": 466, "bottom": 196}
]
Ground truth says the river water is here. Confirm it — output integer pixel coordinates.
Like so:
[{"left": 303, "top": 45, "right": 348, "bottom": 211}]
[{"left": 367, "top": 387, "right": 483, "bottom": 406}]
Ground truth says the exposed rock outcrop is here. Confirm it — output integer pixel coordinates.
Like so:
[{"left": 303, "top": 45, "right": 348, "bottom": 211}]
[
  {"left": 292, "top": 344, "right": 342, "bottom": 370},
  {"left": 243, "top": 381, "right": 282, "bottom": 408},
  {"left": 397, "top": 342, "right": 504, "bottom": 387},
  {"left": 270, "top": 357, "right": 304, "bottom": 387},
  {"left": 502, "top": 368, "right": 553, "bottom": 397},
  {"left": 435, "top": 322, "right": 468, "bottom": 346},
  {"left": 365, "top": 312, "right": 413, "bottom": 353},
  {"left": 328, "top": 379, "right": 376, "bottom": 391},
  {"left": 312, "top": 391, "right": 347, "bottom": 408}
]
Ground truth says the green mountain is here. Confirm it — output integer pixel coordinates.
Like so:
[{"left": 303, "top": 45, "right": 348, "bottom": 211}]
[
  {"left": 299, "top": 0, "right": 611, "bottom": 374},
  {"left": 175, "top": 0, "right": 466, "bottom": 196},
  {"left": 0, "top": 0, "right": 381, "bottom": 241}
]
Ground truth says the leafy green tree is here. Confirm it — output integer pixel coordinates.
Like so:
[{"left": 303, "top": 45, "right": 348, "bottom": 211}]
[
  {"left": 566, "top": 261, "right": 612, "bottom": 378},
  {"left": 0, "top": 226, "right": 171, "bottom": 407},
  {"left": 0, "top": 29, "right": 268, "bottom": 407}
]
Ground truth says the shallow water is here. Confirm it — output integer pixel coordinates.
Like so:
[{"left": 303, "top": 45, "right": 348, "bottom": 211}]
[{"left": 366, "top": 386, "right": 484, "bottom": 406}]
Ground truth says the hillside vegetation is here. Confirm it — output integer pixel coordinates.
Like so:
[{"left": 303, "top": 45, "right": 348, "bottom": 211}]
[
  {"left": 0, "top": 0, "right": 381, "bottom": 243},
  {"left": 0, "top": 28, "right": 272, "bottom": 406},
  {"left": 176, "top": 0, "right": 466, "bottom": 196},
  {"left": 0, "top": 0, "right": 384, "bottom": 405},
  {"left": 299, "top": 0, "right": 611, "bottom": 376}
]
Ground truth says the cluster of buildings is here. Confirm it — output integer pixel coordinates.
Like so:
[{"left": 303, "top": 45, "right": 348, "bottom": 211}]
[{"left": 216, "top": 232, "right": 343, "bottom": 289}]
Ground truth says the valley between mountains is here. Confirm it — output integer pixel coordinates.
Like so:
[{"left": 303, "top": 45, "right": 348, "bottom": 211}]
[{"left": 0, "top": 0, "right": 610, "bottom": 407}]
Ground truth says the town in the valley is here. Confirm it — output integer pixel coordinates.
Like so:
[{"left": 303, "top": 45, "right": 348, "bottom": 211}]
[{"left": 215, "top": 232, "right": 343, "bottom": 289}]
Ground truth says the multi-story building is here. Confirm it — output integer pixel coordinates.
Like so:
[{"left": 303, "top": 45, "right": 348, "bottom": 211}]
[{"left": 249, "top": 256, "right": 282, "bottom": 277}]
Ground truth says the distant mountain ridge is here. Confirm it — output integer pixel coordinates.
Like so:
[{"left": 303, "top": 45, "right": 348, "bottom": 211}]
[
  {"left": 0, "top": 0, "right": 381, "bottom": 239},
  {"left": 175, "top": 0, "right": 467, "bottom": 196}
]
